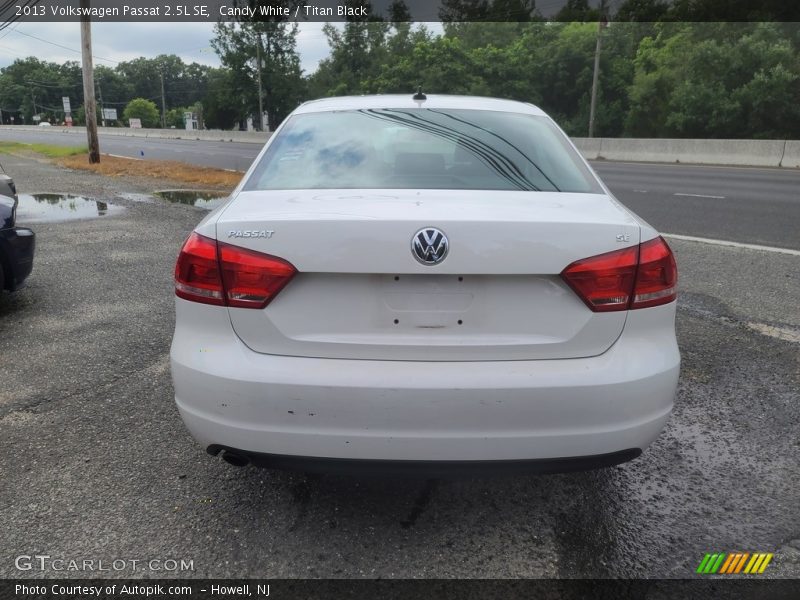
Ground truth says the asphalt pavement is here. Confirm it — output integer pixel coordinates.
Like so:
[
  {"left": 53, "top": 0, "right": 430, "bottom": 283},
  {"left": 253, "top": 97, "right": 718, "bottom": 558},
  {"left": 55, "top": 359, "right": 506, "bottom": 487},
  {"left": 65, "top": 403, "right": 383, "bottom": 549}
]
[
  {"left": 0, "top": 127, "right": 259, "bottom": 172},
  {"left": 2, "top": 127, "right": 799, "bottom": 250},
  {"left": 0, "top": 152, "right": 798, "bottom": 579},
  {"left": 592, "top": 161, "right": 800, "bottom": 251}
]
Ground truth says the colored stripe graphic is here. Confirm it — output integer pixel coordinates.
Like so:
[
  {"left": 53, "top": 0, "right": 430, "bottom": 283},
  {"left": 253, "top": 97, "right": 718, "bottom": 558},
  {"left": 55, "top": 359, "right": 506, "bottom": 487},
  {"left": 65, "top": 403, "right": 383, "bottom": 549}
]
[
  {"left": 697, "top": 552, "right": 773, "bottom": 575},
  {"left": 733, "top": 553, "right": 749, "bottom": 573},
  {"left": 721, "top": 553, "right": 738, "bottom": 574},
  {"left": 696, "top": 554, "right": 712, "bottom": 574},
  {"left": 744, "top": 554, "right": 761, "bottom": 574},
  {"left": 758, "top": 554, "right": 774, "bottom": 573},
  {"left": 719, "top": 553, "right": 736, "bottom": 574}
]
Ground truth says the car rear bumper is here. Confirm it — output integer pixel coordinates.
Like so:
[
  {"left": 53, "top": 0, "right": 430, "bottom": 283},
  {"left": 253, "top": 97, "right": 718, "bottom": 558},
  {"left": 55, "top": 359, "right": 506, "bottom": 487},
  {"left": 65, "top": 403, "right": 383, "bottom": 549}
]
[
  {"left": 206, "top": 445, "right": 642, "bottom": 477},
  {"left": 0, "top": 226, "right": 35, "bottom": 290},
  {"left": 171, "top": 299, "right": 679, "bottom": 467}
]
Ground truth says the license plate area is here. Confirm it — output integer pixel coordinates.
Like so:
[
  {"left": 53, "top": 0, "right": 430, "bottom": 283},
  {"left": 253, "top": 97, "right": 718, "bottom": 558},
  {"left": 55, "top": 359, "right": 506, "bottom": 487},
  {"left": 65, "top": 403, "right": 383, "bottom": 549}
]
[{"left": 381, "top": 274, "right": 477, "bottom": 329}]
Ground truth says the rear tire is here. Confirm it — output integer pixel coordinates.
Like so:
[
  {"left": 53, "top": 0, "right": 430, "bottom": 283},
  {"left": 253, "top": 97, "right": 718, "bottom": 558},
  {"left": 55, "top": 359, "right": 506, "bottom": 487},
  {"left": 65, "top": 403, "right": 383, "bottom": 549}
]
[{"left": 0, "top": 259, "right": 5, "bottom": 291}]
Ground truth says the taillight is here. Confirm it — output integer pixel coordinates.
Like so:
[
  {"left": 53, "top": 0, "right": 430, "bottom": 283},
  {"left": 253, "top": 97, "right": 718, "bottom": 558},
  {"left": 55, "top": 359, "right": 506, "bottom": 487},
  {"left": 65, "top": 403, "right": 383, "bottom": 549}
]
[
  {"left": 175, "top": 233, "right": 225, "bottom": 306},
  {"left": 560, "top": 245, "right": 638, "bottom": 312},
  {"left": 218, "top": 242, "right": 296, "bottom": 309},
  {"left": 174, "top": 233, "right": 296, "bottom": 309},
  {"left": 630, "top": 237, "right": 677, "bottom": 309},
  {"left": 561, "top": 236, "right": 677, "bottom": 312}
]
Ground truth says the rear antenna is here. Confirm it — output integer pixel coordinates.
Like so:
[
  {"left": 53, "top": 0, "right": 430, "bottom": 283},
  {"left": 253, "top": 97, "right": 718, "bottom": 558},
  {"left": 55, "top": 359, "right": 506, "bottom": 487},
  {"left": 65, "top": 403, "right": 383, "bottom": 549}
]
[{"left": 413, "top": 86, "right": 427, "bottom": 101}]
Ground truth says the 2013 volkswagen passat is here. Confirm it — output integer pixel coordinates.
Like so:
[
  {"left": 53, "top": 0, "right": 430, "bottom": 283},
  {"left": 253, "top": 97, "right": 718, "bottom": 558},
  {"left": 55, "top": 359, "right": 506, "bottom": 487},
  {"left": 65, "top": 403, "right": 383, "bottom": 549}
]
[{"left": 170, "top": 95, "right": 679, "bottom": 475}]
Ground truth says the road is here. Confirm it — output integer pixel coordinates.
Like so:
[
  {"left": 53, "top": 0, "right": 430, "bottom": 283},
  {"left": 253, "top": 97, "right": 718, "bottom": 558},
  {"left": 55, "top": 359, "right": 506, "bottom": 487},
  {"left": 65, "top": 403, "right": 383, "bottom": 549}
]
[
  {"left": 2, "top": 127, "right": 800, "bottom": 250},
  {"left": 0, "top": 128, "right": 259, "bottom": 172},
  {"left": 0, "top": 149, "right": 799, "bottom": 580},
  {"left": 592, "top": 161, "right": 800, "bottom": 251}
]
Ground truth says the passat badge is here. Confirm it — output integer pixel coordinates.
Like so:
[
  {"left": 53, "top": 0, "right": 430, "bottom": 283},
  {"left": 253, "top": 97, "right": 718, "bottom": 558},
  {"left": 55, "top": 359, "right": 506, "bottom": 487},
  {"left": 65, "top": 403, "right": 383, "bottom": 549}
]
[
  {"left": 412, "top": 227, "right": 449, "bottom": 265},
  {"left": 228, "top": 230, "right": 274, "bottom": 239}
]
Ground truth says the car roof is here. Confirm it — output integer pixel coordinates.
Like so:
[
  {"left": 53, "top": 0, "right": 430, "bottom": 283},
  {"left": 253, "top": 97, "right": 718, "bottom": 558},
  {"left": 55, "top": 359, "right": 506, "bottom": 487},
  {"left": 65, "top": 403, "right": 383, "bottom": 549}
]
[{"left": 294, "top": 94, "right": 548, "bottom": 117}]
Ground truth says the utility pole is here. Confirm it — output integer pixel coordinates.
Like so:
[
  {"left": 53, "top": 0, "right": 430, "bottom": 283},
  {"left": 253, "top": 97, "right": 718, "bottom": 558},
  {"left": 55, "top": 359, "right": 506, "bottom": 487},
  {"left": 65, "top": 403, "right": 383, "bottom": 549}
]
[
  {"left": 588, "top": 0, "right": 607, "bottom": 138},
  {"left": 80, "top": 0, "right": 100, "bottom": 162},
  {"left": 97, "top": 79, "right": 105, "bottom": 127},
  {"left": 160, "top": 68, "right": 167, "bottom": 129},
  {"left": 255, "top": 32, "right": 265, "bottom": 132}
]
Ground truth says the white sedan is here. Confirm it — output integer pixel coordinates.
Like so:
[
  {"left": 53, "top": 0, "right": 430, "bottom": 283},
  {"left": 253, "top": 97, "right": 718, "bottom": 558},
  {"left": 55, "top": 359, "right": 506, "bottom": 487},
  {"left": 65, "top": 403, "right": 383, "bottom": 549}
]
[{"left": 170, "top": 94, "right": 679, "bottom": 476}]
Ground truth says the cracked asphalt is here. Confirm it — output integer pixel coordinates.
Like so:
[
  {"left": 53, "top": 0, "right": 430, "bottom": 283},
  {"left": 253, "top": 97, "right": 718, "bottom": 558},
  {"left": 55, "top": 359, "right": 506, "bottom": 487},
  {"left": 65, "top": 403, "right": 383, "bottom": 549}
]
[{"left": 0, "top": 154, "right": 798, "bottom": 579}]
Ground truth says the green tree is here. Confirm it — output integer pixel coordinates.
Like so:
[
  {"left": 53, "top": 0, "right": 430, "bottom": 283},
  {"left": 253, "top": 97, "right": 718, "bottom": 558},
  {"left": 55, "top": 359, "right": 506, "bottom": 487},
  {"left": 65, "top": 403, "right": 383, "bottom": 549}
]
[
  {"left": 554, "top": 0, "right": 600, "bottom": 21},
  {"left": 368, "top": 34, "right": 485, "bottom": 95},
  {"left": 123, "top": 98, "right": 160, "bottom": 128},
  {"left": 115, "top": 55, "right": 208, "bottom": 117},
  {"left": 626, "top": 23, "right": 800, "bottom": 138},
  {"left": 614, "top": 0, "right": 669, "bottom": 21},
  {"left": 440, "top": 1, "right": 542, "bottom": 51},
  {"left": 307, "top": 10, "right": 391, "bottom": 98},
  {"left": 202, "top": 68, "right": 241, "bottom": 129},
  {"left": 94, "top": 65, "right": 132, "bottom": 113},
  {"left": 0, "top": 58, "right": 82, "bottom": 124},
  {"left": 165, "top": 106, "right": 189, "bottom": 128},
  {"left": 439, "top": 0, "right": 539, "bottom": 22},
  {"left": 212, "top": 21, "right": 304, "bottom": 129}
]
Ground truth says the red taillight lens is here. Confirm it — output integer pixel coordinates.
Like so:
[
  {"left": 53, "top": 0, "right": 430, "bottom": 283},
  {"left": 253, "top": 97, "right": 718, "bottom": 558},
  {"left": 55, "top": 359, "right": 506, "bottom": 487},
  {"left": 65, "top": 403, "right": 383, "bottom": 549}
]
[
  {"left": 174, "top": 233, "right": 296, "bottom": 309},
  {"left": 218, "top": 242, "right": 296, "bottom": 309},
  {"left": 561, "top": 236, "right": 677, "bottom": 312},
  {"left": 174, "top": 233, "right": 225, "bottom": 306},
  {"left": 560, "top": 246, "right": 639, "bottom": 312},
  {"left": 630, "top": 236, "right": 677, "bottom": 309}
]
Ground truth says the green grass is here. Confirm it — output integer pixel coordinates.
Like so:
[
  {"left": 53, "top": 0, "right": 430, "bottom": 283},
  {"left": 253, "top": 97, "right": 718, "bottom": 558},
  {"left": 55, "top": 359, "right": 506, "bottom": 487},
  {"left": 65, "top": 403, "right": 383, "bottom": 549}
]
[{"left": 0, "top": 141, "right": 87, "bottom": 158}]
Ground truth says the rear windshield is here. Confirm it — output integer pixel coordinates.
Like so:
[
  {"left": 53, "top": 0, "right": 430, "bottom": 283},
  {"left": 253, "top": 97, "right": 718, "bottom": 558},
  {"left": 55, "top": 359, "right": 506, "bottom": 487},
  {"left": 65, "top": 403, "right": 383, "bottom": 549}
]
[{"left": 244, "top": 108, "right": 602, "bottom": 193}]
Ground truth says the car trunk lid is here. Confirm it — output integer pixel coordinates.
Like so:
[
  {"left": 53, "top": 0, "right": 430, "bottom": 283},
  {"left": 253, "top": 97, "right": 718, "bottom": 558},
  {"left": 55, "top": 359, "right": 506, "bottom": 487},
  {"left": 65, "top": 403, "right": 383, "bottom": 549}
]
[{"left": 216, "top": 189, "right": 639, "bottom": 361}]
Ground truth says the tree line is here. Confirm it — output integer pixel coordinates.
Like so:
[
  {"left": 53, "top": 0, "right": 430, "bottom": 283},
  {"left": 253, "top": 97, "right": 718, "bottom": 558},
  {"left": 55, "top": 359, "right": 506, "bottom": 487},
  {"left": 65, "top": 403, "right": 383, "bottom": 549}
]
[{"left": 1, "top": 0, "right": 798, "bottom": 138}]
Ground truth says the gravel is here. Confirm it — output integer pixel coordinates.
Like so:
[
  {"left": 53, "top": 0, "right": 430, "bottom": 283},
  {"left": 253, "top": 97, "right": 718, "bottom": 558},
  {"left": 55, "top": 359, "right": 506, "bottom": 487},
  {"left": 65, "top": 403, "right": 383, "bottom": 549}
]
[{"left": 1, "top": 154, "right": 798, "bottom": 580}]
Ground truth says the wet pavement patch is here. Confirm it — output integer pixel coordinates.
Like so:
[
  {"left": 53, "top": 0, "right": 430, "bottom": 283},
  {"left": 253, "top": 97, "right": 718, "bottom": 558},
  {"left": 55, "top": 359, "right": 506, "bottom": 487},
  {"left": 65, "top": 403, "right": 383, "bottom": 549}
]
[
  {"left": 154, "top": 190, "right": 228, "bottom": 210},
  {"left": 16, "top": 194, "right": 124, "bottom": 223}
]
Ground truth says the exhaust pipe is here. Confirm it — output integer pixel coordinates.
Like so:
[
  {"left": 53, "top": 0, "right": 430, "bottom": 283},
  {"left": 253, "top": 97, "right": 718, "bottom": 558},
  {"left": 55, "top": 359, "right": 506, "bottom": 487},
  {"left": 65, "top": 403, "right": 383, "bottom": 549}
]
[{"left": 221, "top": 450, "right": 250, "bottom": 467}]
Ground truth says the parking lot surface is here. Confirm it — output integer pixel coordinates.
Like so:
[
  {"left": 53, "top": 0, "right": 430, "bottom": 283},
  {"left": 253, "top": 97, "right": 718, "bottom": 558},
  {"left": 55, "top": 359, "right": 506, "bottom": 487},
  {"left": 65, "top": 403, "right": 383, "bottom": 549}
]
[{"left": 1, "top": 154, "right": 798, "bottom": 578}]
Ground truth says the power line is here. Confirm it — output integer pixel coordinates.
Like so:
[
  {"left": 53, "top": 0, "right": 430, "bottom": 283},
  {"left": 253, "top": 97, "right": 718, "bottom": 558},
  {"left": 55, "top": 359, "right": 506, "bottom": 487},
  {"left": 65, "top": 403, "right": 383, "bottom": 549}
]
[
  {"left": 0, "top": 0, "right": 40, "bottom": 33},
  {"left": 9, "top": 28, "right": 119, "bottom": 64},
  {"left": 0, "top": 21, "right": 19, "bottom": 42}
]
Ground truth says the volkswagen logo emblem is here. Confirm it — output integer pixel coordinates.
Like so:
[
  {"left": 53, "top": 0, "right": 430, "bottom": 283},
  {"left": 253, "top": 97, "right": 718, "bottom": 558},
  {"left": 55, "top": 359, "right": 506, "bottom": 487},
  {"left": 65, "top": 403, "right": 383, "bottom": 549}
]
[{"left": 411, "top": 227, "right": 449, "bottom": 265}]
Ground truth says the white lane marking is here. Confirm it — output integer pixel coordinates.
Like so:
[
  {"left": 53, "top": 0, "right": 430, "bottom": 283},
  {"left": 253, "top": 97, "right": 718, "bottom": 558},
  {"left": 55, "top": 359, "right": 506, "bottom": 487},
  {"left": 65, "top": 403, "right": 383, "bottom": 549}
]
[
  {"left": 664, "top": 233, "right": 800, "bottom": 256},
  {"left": 745, "top": 322, "right": 800, "bottom": 344},
  {"left": 674, "top": 192, "right": 726, "bottom": 199},
  {"left": 106, "top": 153, "right": 143, "bottom": 161},
  {"left": 590, "top": 160, "right": 794, "bottom": 173},
  {"left": 633, "top": 189, "right": 649, "bottom": 193}
]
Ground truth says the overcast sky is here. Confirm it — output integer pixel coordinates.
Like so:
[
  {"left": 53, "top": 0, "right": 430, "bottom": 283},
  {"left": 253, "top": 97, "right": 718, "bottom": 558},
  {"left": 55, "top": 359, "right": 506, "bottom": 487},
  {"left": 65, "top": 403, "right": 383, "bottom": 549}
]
[{"left": 0, "top": 21, "right": 336, "bottom": 74}]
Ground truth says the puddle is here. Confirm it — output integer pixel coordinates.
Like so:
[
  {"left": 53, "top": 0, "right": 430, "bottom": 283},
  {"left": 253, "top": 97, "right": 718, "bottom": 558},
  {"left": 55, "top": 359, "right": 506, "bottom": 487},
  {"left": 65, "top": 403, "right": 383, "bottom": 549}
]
[
  {"left": 16, "top": 194, "right": 124, "bottom": 223},
  {"left": 117, "top": 192, "right": 156, "bottom": 204},
  {"left": 154, "top": 190, "right": 229, "bottom": 210}
]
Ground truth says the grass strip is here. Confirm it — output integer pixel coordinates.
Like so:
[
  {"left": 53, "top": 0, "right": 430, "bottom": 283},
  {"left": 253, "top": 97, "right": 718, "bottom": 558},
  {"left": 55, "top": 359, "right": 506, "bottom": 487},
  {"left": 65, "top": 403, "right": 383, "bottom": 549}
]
[
  {"left": 58, "top": 153, "right": 243, "bottom": 189},
  {"left": 0, "top": 140, "right": 88, "bottom": 158}
]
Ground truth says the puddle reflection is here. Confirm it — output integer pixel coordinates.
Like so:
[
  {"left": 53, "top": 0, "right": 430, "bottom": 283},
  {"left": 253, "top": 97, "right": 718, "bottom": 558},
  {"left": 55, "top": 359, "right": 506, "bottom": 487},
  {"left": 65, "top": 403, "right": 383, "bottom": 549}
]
[
  {"left": 154, "top": 190, "right": 228, "bottom": 210},
  {"left": 16, "top": 194, "right": 124, "bottom": 223}
]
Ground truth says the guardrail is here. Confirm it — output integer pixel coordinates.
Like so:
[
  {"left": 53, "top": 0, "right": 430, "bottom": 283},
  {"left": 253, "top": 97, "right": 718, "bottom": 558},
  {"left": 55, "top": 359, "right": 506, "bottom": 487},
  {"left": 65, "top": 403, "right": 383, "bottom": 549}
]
[
  {"left": 572, "top": 137, "right": 800, "bottom": 168},
  {"left": 2, "top": 125, "right": 798, "bottom": 168},
  {"left": 0, "top": 125, "right": 271, "bottom": 144}
]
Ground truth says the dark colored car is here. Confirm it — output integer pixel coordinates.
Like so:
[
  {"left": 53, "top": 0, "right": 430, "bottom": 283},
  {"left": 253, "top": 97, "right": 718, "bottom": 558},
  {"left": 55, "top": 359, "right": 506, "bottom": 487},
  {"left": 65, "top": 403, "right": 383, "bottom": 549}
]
[{"left": 0, "top": 167, "right": 35, "bottom": 292}]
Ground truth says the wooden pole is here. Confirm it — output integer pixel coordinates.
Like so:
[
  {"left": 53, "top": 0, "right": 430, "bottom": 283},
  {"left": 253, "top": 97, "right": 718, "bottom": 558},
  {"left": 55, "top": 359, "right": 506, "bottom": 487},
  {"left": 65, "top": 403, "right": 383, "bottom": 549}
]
[
  {"left": 256, "top": 32, "right": 264, "bottom": 132},
  {"left": 160, "top": 69, "right": 167, "bottom": 128},
  {"left": 588, "top": 0, "right": 607, "bottom": 139},
  {"left": 80, "top": 0, "right": 100, "bottom": 163}
]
